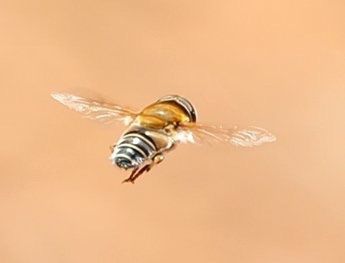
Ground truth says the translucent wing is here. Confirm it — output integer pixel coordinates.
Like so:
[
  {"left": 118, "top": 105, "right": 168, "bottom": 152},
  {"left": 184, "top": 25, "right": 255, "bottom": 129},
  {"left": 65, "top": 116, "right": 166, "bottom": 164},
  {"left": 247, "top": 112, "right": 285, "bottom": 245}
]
[
  {"left": 174, "top": 122, "right": 276, "bottom": 147},
  {"left": 51, "top": 92, "right": 137, "bottom": 125}
]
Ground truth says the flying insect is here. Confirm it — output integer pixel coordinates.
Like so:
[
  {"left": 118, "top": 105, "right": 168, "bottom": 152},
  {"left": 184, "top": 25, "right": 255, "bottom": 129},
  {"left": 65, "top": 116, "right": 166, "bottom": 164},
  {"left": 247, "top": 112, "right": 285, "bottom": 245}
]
[{"left": 51, "top": 93, "right": 276, "bottom": 183}]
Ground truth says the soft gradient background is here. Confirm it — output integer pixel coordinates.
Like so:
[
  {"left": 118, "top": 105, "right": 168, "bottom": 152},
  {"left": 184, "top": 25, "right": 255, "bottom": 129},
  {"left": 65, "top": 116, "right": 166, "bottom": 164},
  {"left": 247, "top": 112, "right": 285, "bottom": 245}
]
[{"left": 1, "top": 1, "right": 345, "bottom": 262}]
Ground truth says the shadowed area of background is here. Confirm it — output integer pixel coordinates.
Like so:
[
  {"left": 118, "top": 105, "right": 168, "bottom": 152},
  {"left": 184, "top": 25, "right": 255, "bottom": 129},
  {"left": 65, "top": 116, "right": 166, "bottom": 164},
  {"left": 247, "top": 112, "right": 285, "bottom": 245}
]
[{"left": 0, "top": 1, "right": 344, "bottom": 262}]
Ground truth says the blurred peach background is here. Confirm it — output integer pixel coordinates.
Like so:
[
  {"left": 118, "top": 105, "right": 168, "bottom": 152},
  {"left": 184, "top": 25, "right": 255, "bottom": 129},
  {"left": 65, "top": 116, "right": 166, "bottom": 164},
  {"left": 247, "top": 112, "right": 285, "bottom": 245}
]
[{"left": 1, "top": 1, "right": 345, "bottom": 262}]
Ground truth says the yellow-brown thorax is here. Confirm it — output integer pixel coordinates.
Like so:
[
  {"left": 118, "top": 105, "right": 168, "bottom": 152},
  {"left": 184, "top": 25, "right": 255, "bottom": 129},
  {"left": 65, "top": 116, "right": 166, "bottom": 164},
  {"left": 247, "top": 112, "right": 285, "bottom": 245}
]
[{"left": 132, "top": 101, "right": 193, "bottom": 130}]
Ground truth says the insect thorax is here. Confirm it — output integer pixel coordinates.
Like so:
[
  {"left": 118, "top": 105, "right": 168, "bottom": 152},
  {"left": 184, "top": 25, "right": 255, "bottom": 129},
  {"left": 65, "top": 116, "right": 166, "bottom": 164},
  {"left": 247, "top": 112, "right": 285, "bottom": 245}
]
[{"left": 136, "top": 95, "right": 197, "bottom": 129}]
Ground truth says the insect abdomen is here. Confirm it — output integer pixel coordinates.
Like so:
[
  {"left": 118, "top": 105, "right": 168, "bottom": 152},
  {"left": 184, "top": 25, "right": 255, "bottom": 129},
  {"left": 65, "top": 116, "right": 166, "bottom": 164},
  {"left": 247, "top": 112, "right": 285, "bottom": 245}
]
[{"left": 111, "top": 131, "right": 157, "bottom": 169}]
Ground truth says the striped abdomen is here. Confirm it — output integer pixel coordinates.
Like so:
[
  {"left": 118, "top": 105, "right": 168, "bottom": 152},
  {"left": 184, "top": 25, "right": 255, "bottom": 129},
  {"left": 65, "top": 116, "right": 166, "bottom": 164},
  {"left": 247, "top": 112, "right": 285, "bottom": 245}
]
[{"left": 110, "top": 131, "right": 157, "bottom": 169}]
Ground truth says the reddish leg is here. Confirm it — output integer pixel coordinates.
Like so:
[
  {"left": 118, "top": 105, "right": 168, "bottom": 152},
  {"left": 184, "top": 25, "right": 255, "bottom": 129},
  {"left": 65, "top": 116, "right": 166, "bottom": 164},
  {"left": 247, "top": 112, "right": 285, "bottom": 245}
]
[
  {"left": 122, "top": 154, "right": 165, "bottom": 184},
  {"left": 121, "top": 166, "right": 139, "bottom": 184}
]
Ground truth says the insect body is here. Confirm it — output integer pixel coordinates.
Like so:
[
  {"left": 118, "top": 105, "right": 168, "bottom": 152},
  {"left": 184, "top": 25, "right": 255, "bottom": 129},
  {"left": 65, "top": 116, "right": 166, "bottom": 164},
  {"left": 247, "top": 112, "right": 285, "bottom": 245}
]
[
  {"left": 111, "top": 95, "right": 197, "bottom": 182},
  {"left": 51, "top": 92, "right": 276, "bottom": 183}
]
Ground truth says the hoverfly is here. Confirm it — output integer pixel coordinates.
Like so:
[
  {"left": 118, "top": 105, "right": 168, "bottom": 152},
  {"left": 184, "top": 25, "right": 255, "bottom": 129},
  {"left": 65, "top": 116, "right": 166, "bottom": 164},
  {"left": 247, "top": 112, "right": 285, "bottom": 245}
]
[{"left": 51, "top": 93, "right": 276, "bottom": 183}]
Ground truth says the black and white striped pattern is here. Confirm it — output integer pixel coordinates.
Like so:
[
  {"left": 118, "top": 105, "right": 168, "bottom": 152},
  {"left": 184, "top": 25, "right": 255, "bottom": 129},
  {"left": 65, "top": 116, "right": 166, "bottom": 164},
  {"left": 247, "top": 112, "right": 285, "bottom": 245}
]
[{"left": 111, "top": 131, "right": 156, "bottom": 169}]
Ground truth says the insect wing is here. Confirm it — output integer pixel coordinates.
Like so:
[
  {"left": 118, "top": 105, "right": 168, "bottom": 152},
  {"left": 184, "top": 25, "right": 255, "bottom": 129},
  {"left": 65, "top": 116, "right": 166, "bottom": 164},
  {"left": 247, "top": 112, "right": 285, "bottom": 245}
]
[
  {"left": 51, "top": 92, "right": 137, "bottom": 125},
  {"left": 175, "top": 122, "right": 276, "bottom": 147}
]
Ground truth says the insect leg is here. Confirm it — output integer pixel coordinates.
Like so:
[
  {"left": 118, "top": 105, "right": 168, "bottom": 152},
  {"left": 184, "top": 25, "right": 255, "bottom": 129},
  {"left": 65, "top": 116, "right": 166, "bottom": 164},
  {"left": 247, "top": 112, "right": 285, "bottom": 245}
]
[
  {"left": 109, "top": 144, "right": 115, "bottom": 152},
  {"left": 121, "top": 136, "right": 175, "bottom": 184},
  {"left": 129, "top": 164, "right": 151, "bottom": 183},
  {"left": 129, "top": 154, "right": 165, "bottom": 183},
  {"left": 122, "top": 166, "right": 139, "bottom": 184}
]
